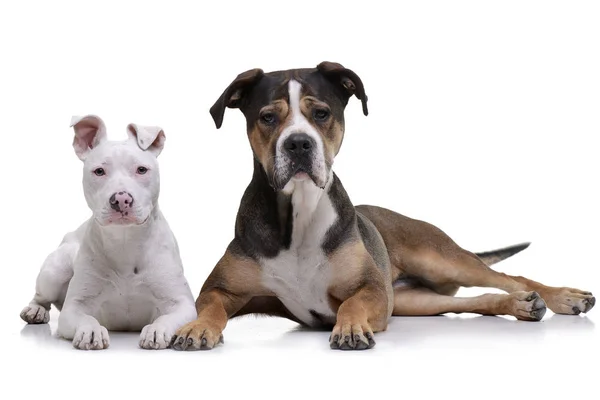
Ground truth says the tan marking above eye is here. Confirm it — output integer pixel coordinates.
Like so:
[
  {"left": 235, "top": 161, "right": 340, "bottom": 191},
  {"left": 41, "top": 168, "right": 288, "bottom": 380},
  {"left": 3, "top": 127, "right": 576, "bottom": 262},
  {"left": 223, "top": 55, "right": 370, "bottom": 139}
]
[
  {"left": 301, "top": 96, "right": 329, "bottom": 109},
  {"left": 258, "top": 101, "right": 289, "bottom": 126}
]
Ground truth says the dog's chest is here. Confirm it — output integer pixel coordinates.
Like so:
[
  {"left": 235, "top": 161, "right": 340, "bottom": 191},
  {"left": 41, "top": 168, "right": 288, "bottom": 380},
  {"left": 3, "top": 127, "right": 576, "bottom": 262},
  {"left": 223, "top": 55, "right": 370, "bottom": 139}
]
[
  {"left": 261, "top": 249, "right": 334, "bottom": 326},
  {"left": 260, "top": 180, "right": 338, "bottom": 326},
  {"left": 97, "top": 268, "right": 162, "bottom": 330}
]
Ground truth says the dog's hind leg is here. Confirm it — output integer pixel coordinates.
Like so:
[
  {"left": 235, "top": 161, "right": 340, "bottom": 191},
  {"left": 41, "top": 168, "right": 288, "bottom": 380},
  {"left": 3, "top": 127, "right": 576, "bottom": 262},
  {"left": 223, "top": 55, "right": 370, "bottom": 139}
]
[
  {"left": 20, "top": 237, "right": 78, "bottom": 324},
  {"left": 357, "top": 205, "right": 595, "bottom": 316},
  {"left": 505, "top": 275, "right": 595, "bottom": 315},
  {"left": 401, "top": 249, "right": 595, "bottom": 316},
  {"left": 392, "top": 286, "right": 547, "bottom": 321}
]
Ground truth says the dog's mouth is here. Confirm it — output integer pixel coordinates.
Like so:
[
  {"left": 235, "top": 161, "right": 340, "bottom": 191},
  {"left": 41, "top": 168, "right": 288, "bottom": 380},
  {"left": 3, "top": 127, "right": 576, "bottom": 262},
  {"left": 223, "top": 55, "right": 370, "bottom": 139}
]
[
  {"left": 270, "top": 162, "right": 327, "bottom": 191},
  {"left": 95, "top": 210, "right": 150, "bottom": 227}
]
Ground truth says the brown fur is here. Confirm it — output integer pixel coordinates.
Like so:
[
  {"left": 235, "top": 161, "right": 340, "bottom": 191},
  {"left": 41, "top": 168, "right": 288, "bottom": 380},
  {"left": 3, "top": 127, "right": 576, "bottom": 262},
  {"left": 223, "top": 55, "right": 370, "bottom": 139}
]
[
  {"left": 357, "top": 204, "right": 595, "bottom": 319},
  {"left": 173, "top": 62, "right": 595, "bottom": 351},
  {"left": 171, "top": 247, "right": 271, "bottom": 350}
]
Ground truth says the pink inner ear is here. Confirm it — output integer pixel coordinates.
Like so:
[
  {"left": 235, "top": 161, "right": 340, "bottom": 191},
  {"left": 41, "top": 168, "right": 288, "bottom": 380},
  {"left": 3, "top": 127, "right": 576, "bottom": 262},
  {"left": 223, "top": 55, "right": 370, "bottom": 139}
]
[
  {"left": 72, "top": 117, "right": 105, "bottom": 159},
  {"left": 152, "top": 131, "right": 166, "bottom": 152},
  {"left": 76, "top": 123, "right": 100, "bottom": 148}
]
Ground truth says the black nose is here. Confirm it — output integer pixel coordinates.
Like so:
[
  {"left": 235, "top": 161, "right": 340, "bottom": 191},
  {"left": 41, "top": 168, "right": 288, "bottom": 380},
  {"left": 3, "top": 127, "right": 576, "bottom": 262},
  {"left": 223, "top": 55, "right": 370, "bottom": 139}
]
[{"left": 283, "top": 133, "right": 314, "bottom": 156}]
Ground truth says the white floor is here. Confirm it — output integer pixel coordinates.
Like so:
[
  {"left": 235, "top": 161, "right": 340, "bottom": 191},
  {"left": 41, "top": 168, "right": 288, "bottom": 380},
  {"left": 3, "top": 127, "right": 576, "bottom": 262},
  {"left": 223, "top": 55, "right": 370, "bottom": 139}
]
[{"left": 6, "top": 304, "right": 598, "bottom": 400}]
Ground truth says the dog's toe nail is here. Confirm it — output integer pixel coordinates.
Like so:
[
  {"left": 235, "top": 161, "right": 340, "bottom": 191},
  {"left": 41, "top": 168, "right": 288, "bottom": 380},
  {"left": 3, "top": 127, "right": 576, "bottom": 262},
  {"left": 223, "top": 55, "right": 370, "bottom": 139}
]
[
  {"left": 526, "top": 292, "right": 539, "bottom": 301},
  {"left": 201, "top": 338, "right": 207, "bottom": 347},
  {"left": 572, "top": 307, "right": 581, "bottom": 315},
  {"left": 339, "top": 341, "right": 352, "bottom": 350},
  {"left": 355, "top": 340, "right": 368, "bottom": 350}
]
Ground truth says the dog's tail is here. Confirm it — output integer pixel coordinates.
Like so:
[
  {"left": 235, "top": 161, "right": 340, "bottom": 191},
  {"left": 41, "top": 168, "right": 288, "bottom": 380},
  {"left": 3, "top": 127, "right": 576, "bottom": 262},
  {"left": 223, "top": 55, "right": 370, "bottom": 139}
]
[{"left": 475, "top": 242, "right": 530, "bottom": 266}]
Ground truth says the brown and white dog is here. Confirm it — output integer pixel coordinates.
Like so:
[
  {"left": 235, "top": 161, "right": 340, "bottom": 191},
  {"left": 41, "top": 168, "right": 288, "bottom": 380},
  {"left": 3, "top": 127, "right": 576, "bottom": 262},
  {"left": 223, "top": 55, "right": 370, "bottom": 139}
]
[{"left": 172, "top": 62, "right": 595, "bottom": 351}]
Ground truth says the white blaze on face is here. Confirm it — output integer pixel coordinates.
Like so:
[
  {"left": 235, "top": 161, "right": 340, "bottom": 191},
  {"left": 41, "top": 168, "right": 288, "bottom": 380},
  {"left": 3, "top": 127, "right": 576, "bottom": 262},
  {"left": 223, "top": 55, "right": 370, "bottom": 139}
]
[{"left": 275, "top": 80, "right": 327, "bottom": 185}]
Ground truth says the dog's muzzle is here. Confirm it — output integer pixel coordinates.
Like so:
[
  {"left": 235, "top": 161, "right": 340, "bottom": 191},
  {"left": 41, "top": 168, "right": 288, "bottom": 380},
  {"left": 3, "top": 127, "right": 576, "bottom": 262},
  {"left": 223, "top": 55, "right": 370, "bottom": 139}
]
[{"left": 283, "top": 132, "right": 316, "bottom": 175}]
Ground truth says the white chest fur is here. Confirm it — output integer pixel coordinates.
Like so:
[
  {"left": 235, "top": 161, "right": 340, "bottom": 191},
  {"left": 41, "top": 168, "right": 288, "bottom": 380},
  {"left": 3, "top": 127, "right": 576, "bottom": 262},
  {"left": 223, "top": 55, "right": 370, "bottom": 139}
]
[{"left": 261, "top": 177, "right": 338, "bottom": 326}]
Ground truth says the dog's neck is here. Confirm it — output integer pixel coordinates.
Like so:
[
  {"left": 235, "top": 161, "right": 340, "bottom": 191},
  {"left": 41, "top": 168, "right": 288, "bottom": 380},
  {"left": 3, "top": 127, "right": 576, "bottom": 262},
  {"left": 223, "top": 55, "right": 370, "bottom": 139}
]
[
  {"left": 87, "top": 205, "right": 162, "bottom": 266},
  {"left": 234, "top": 159, "right": 355, "bottom": 258},
  {"left": 280, "top": 170, "right": 334, "bottom": 249}
]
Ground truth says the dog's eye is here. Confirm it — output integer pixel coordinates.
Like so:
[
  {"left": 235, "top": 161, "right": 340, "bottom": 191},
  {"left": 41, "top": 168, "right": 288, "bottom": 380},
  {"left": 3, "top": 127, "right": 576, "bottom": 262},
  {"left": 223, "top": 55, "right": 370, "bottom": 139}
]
[
  {"left": 313, "top": 108, "right": 330, "bottom": 121},
  {"left": 93, "top": 168, "right": 105, "bottom": 176},
  {"left": 136, "top": 166, "right": 148, "bottom": 175},
  {"left": 260, "top": 112, "right": 277, "bottom": 125}
]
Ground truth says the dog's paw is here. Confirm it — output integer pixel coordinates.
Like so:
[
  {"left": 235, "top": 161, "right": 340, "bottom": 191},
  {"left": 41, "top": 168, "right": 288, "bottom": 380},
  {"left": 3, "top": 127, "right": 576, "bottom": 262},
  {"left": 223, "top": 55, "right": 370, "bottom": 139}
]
[
  {"left": 139, "top": 323, "right": 172, "bottom": 350},
  {"left": 541, "top": 288, "right": 595, "bottom": 315},
  {"left": 73, "top": 324, "right": 110, "bottom": 350},
  {"left": 170, "top": 320, "right": 224, "bottom": 351},
  {"left": 329, "top": 321, "right": 376, "bottom": 350},
  {"left": 20, "top": 304, "right": 50, "bottom": 324},
  {"left": 506, "top": 291, "right": 547, "bottom": 321}
]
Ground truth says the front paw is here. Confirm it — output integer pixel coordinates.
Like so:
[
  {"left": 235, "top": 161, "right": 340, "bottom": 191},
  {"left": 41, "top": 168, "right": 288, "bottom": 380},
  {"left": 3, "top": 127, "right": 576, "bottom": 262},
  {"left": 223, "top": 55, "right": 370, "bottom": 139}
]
[
  {"left": 330, "top": 321, "right": 376, "bottom": 351},
  {"left": 170, "top": 320, "right": 224, "bottom": 351},
  {"left": 73, "top": 324, "right": 110, "bottom": 350},
  {"left": 20, "top": 304, "right": 50, "bottom": 324},
  {"left": 139, "top": 323, "right": 172, "bottom": 350}
]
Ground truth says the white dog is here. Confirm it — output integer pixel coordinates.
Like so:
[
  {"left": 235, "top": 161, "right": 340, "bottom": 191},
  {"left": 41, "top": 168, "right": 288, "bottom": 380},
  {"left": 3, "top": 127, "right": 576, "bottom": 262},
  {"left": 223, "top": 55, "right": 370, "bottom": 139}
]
[{"left": 20, "top": 115, "right": 197, "bottom": 350}]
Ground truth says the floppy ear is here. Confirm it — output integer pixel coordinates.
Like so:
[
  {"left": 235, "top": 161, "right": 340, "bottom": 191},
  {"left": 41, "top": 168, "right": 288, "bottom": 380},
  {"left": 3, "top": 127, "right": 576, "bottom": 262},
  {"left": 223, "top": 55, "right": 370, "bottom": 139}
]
[
  {"left": 71, "top": 115, "right": 107, "bottom": 160},
  {"left": 209, "top": 68, "right": 265, "bottom": 129},
  {"left": 317, "top": 61, "right": 368, "bottom": 116},
  {"left": 127, "top": 123, "right": 166, "bottom": 156}
]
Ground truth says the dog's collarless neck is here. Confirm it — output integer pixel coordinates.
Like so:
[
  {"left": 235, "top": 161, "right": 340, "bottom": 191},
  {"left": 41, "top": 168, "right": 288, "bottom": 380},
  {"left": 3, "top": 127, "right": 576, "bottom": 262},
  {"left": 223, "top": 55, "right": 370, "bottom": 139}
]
[{"left": 234, "top": 160, "right": 355, "bottom": 259}]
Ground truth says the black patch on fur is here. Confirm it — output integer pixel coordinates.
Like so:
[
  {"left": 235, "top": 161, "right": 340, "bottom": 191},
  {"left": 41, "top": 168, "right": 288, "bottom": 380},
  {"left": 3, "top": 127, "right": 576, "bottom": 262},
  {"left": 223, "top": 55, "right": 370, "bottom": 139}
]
[
  {"left": 321, "top": 173, "right": 358, "bottom": 255},
  {"left": 475, "top": 242, "right": 531, "bottom": 265},
  {"left": 356, "top": 212, "right": 390, "bottom": 273},
  {"left": 233, "top": 159, "right": 293, "bottom": 259}
]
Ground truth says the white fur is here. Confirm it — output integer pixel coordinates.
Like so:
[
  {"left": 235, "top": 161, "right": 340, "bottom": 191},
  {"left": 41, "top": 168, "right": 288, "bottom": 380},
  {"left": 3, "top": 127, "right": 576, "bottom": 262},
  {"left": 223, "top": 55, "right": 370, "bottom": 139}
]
[
  {"left": 275, "top": 80, "right": 327, "bottom": 185},
  {"left": 20, "top": 116, "right": 196, "bottom": 350},
  {"left": 261, "top": 172, "right": 337, "bottom": 326}
]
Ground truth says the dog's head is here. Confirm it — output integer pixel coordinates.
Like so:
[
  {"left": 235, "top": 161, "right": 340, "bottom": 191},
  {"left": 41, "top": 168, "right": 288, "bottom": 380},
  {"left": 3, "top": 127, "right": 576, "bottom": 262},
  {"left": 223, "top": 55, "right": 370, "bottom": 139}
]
[
  {"left": 210, "top": 61, "right": 367, "bottom": 191},
  {"left": 71, "top": 115, "right": 166, "bottom": 226}
]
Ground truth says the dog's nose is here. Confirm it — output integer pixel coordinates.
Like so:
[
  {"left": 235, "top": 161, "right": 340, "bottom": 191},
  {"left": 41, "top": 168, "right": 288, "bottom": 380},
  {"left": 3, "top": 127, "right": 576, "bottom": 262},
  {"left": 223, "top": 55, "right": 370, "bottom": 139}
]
[
  {"left": 283, "top": 133, "right": 314, "bottom": 157},
  {"left": 109, "top": 191, "right": 134, "bottom": 213}
]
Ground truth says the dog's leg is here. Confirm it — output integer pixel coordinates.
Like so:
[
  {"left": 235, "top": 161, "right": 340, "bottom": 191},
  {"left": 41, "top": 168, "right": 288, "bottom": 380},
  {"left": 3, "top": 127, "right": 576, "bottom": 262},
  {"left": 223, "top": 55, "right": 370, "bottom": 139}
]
[
  {"left": 56, "top": 264, "right": 110, "bottom": 350},
  {"left": 171, "top": 289, "right": 247, "bottom": 350},
  {"left": 328, "top": 242, "right": 391, "bottom": 350},
  {"left": 507, "top": 275, "right": 595, "bottom": 315},
  {"left": 357, "top": 206, "right": 596, "bottom": 317},
  {"left": 139, "top": 297, "right": 197, "bottom": 350},
  {"left": 393, "top": 286, "right": 547, "bottom": 321},
  {"left": 171, "top": 248, "right": 268, "bottom": 351},
  {"left": 20, "top": 241, "right": 77, "bottom": 324},
  {"left": 329, "top": 285, "right": 390, "bottom": 350},
  {"left": 57, "top": 308, "right": 110, "bottom": 350},
  {"left": 404, "top": 250, "right": 596, "bottom": 316}
]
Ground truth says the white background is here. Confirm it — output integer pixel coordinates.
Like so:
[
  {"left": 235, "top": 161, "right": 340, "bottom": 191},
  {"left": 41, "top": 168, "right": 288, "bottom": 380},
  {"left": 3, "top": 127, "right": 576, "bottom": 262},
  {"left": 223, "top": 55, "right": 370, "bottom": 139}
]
[{"left": 1, "top": 1, "right": 598, "bottom": 399}]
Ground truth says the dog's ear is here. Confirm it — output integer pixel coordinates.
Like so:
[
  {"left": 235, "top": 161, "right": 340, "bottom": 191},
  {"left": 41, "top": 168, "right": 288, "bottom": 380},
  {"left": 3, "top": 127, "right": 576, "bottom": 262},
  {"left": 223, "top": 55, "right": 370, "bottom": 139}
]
[
  {"left": 317, "top": 61, "right": 368, "bottom": 116},
  {"left": 71, "top": 115, "right": 107, "bottom": 160},
  {"left": 127, "top": 123, "right": 166, "bottom": 157},
  {"left": 209, "top": 68, "right": 264, "bottom": 129}
]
